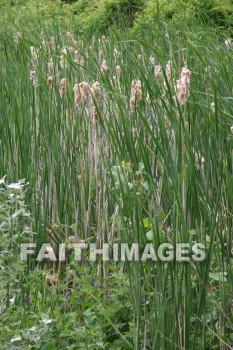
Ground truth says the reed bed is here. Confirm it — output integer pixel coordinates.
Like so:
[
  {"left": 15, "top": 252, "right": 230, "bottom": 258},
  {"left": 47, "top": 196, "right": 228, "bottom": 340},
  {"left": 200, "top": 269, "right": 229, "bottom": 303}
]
[{"left": 0, "top": 19, "right": 232, "bottom": 349}]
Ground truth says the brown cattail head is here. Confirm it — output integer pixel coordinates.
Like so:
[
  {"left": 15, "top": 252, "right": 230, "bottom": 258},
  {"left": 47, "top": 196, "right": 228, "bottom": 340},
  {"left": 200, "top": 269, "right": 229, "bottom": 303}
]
[
  {"left": 30, "top": 46, "right": 38, "bottom": 62},
  {"left": 116, "top": 65, "right": 121, "bottom": 78},
  {"left": 47, "top": 76, "right": 53, "bottom": 89},
  {"left": 67, "top": 31, "right": 74, "bottom": 42},
  {"left": 113, "top": 47, "right": 120, "bottom": 59},
  {"left": 42, "top": 39, "right": 47, "bottom": 51},
  {"left": 48, "top": 58, "right": 54, "bottom": 76},
  {"left": 91, "top": 81, "right": 101, "bottom": 101},
  {"left": 130, "top": 80, "right": 142, "bottom": 112},
  {"left": 73, "top": 84, "right": 81, "bottom": 108},
  {"left": 60, "top": 48, "right": 67, "bottom": 68},
  {"left": 30, "top": 71, "right": 38, "bottom": 86},
  {"left": 176, "top": 65, "right": 191, "bottom": 105},
  {"left": 93, "top": 107, "right": 99, "bottom": 124},
  {"left": 50, "top": 36, "right": 55, "bottom": 50},
  {"left": 101, "top": 59, "right": 108, "bottom": 74},
  {"left": 74, "top": 50, "right": 79, "bottom": 64},
  {"left": 60, "top": 78, "right": 66, "bottom": 99},
  {"left": 79, "top": 82, "right": 90, "bottom": 99}
]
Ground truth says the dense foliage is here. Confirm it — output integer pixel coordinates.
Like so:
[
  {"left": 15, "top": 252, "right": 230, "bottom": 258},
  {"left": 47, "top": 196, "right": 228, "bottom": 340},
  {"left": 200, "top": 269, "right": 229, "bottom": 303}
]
[{"left": 0, "top": 0, "right": 232, "bottom": 34}]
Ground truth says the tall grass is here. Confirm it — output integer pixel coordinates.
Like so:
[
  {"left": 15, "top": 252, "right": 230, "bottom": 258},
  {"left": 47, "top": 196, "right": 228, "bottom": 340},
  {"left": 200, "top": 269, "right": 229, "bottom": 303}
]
[{"left": 0, "top": 17, "right": 232, "bottom": 349}]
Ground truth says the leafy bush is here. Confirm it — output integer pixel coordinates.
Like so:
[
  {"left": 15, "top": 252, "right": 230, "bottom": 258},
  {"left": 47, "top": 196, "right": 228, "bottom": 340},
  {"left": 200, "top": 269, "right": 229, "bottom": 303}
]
[
  {"left": 134, "top": 0, "right": 233, "bottom": 31},
  {"left": 66, "top": 0, "right": 144, "bottom": 33},
  {"left": 0, "top": 177, "right": 33, "bottom": 311}
]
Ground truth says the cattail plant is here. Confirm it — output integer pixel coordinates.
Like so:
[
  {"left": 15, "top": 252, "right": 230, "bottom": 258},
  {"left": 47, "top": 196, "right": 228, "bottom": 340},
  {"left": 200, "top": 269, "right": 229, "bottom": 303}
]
[
  {"left": 60, "top": 78, "right": 66, "bottom": 99},
  {"left": 74, "top": 50, "right": 79, "bottom": 64},
  {"left": 42, "top": 38, "right": 47, "bottom": 51},
  {"left": 29, "top": 70, "right": 38, "bottom": 86},
  {"left": 48, "top": 59, "right": 54, "bottom": 76},
  {"left": 73, "top": 84, "right": 81, "bottom": 108},
  {"left": 113, "top": 47, "right": 120, "bottom": 64},
  {"left": 93, "top": 107, "right": 99, "bottom": 124},
  {"left": 50, "top": 36, "right": 55, "bottom": 50},
  {"left": 60, "top": 48, "right": 67, "bottom": 69},
  {"left": 47, "top": 76, "right": 53, "bottom": 89},
  {"left": 115, "top": 65, "right": 121, "bottom": 78},
  {"left": 101, "top": 60, "right": 108, "bottom": 74},
  {"left": 91, "top": 81, "right": 101, "bottom": 101},
  {"left": 79, "top": 82, "right": 90, "bottom": 100},
  {"left": 176, "top": 65, "right": 191, "bottom": 105},
  {"left": 30, "top": 46, "right": 38, "bottom": 65},
  {"left": 130, "top": 80, "right": 142, "bottom": 112}
]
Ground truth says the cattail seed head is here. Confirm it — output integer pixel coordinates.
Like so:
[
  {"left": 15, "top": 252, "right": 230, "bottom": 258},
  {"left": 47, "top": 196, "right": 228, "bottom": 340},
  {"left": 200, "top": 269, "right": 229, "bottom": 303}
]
[
  {"left": 93, "top": 107, "right": 99, "bottom": 124},
  {"left": 67, "top": 31, "right": 73, "bottom": 42},
  {"left": 79, "top": 82, "right": 90, "bottom": 99},
  {"left": 60, "top": 48, "right": 67, "bottom": 68},
  {"left": 42, "top": 39, "right": 47, "bottom": 50},
  {"left": 50, "top": 36, "right": 55, "bottom": 50},
  {"left": 176, "top": 65, "right": 191, "bottom": 105},
  {"left": 130, "top": 80, "right": 142, "bottom": 112},
  {"left": 101, "top": 59, "right": 108, "bottom": 74},
  {"left": 30, "top": 71, "right": 38, "bottom": 86},
  {"left": 113, "top": 47, "right": 120, "bottom": 59},
  {"left": 73, "top": 84, "right": 81, "bottom": 108},
  {"left": 30, "top": 46, "right": 38, "bottom": 62},
  {"left": 48, "top": 59, "right": 53, "bottom": 76},
  {"left": 60, "top": 78, "right": 66, "bottom": 99},
  {"left": 74, "top": 50, "right": 79, "bottom": 64},
  {"left": 47, "top": 76, "right": 53, "bottom": 89},
  {"left": 91, "top": 81, "right": 101, "bottom": 101},
  {"left": 116, "top": 65, "right": 121, "bottom": 78}
]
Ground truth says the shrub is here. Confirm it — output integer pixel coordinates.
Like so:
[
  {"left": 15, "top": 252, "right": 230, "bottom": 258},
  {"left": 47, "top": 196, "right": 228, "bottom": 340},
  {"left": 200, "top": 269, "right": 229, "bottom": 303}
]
[{"left": 133, "top": 0, "right": 233, "bottom": 32}]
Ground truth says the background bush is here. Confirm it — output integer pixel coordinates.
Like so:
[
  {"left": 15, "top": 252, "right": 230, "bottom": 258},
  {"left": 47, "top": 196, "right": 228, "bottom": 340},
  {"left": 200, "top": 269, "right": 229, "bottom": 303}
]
[{"left": 1, "top": 0, "right": 232, "bottom": 34}]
